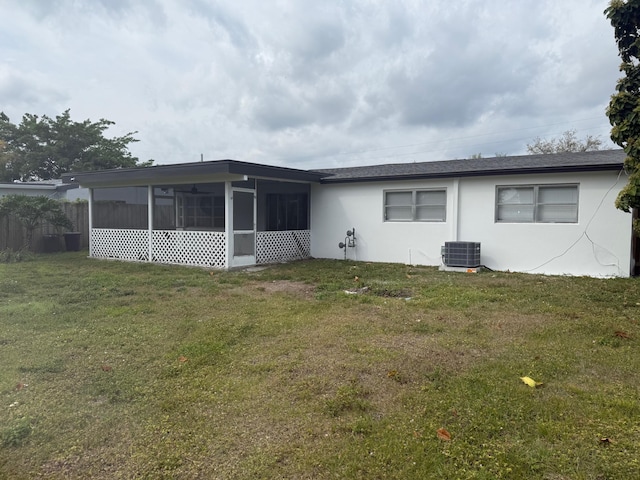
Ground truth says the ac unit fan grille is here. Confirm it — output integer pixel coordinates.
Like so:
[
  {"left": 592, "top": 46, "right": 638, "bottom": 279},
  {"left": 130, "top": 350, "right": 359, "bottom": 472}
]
[{"left": 443, "top": 241, "right": 481, "bottom": 267}]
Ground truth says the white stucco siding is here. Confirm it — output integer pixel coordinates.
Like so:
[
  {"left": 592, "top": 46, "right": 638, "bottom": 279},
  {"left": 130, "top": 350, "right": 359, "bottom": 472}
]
[
  {"left": 456, "top": 171, "right": 631, "bottom": 277},
  {"left": 311, "top": 180, "right": 453, "bottom": 265},
  {"left": 311, "top": 170, "right": 633, "bottom": 277}
]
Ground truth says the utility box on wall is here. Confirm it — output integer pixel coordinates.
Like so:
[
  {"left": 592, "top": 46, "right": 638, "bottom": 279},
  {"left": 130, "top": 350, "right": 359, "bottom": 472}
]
[{"left": 442, "top": 241, "right": 481, "bottom": 267}]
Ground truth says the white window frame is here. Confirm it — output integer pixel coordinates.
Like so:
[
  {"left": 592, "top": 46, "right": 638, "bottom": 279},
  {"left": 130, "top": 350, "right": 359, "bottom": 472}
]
[
  {"left": 383, "top": 189, "right": 447, "bottom": 222},
  {"left": 495, "top": 184, "right": 579, "bottom": 224}
]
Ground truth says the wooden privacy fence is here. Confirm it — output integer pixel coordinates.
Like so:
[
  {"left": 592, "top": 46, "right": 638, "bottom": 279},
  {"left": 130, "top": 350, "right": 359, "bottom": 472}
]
[
  {"left": 0, "top": 202, "right": 89, "bottom": 253},
  {"left": 1, "top": 202, "right": 176, "bottom": 253}
]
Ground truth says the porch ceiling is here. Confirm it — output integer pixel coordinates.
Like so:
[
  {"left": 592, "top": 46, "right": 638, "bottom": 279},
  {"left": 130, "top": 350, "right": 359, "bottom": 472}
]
[{"left": 62, "top": 159, "right": 328, "bottom": 188}]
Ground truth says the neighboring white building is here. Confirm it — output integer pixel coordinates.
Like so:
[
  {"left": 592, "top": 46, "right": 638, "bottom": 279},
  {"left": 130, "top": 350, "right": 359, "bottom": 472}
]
[
  {"left": 0, "top": 180, "right": 89, "bottom": 201},
  {"left": 62, "top": 150, "right": 637, "bottom": 277}
]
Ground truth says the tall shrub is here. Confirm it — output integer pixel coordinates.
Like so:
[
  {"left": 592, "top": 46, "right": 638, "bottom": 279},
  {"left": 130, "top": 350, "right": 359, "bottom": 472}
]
[{"left": 0, "top": 195, "right": 73, "bottom": 250}]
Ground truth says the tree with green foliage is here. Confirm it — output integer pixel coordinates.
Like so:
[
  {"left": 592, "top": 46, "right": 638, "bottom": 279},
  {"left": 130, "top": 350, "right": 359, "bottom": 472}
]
[
  {"left": 605, "top": 0, "right": 640, "bottom": 214},
  {"left": 0, "top": 110, "right": 152, "bottom": 182},
  {"left": 526, "top": 130, "right": 602, "bottom": 155},
  {"left": 0, "top": 195, "right": 73, "bottom": 250}
]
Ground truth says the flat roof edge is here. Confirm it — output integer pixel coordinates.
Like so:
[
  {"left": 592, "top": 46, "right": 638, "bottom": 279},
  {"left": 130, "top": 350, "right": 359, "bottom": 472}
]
[
  {"left": 319, "top": 164, "right": 624, "bottom": 184},
  {"left": 62, "top": 159, "right": 328, "bottom": 187}
]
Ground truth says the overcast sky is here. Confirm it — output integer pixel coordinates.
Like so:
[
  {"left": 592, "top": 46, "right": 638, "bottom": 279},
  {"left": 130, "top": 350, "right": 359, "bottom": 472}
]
[{"left": 0, "top": 0, "right": 622, "bottom": 170}]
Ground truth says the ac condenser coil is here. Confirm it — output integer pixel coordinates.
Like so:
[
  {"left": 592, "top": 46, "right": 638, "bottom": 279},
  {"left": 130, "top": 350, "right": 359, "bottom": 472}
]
[{"left": 443, "top": 241, "right": 481, "bottom": 267}]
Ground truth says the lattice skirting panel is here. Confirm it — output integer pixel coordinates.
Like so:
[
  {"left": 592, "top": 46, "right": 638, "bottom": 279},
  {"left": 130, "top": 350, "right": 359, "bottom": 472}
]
[
  {"left": 91, "top": 229, "right": 227, "bottom": 268},
  {"left": 91, "top": 229, "right": 150, "bottom": 261},
  {"left": 152, "top": 230, "right": 226, "bottom": 268},
  {"left": 256, "top": 230, "right": 311, "bottom": 264},
  {"left": 92, "top": 229, "right": 307, "bottom": 268}
]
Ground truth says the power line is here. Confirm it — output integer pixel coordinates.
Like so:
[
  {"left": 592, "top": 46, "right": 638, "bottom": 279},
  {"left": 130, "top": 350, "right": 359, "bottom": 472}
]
[{"left": 316, "top": 119, "right": 612, "bottom": 164}]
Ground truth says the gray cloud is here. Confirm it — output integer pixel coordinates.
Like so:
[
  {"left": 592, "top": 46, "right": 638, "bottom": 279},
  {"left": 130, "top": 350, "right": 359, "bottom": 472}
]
[
  {"left": 0, "top": 0, "right": 621, "bottom": 168},
  {"left": 0, "top": 67, "right": 68, "bottom": 113}
]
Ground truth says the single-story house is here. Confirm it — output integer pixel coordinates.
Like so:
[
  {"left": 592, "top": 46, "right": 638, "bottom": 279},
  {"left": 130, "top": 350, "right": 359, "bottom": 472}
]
[{"left": 62, "top": 149, "right": 636, "bottom": 277}]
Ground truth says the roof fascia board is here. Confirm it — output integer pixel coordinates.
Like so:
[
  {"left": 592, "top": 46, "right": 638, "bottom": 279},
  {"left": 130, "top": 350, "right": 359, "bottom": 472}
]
[
  {"left": 319, "top": 164, "right": 624, "bottom": 184},
  {"left": 70, "top": 173, "right": 247, "bottom": 188},
  {"left": 0, "top": 183, "right": 58, "bottom": 190},
  {"left": 64, "top": 160, "right": 327, "bottom": 188},
  {"left": 226, "top": 161, "right": 327, "bottom": 182}
]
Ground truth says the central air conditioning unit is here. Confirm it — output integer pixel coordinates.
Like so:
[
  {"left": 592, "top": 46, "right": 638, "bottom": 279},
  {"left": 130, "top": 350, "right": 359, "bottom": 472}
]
[{"left": 442, "top": 241, "right": 481, "bottom": 267}]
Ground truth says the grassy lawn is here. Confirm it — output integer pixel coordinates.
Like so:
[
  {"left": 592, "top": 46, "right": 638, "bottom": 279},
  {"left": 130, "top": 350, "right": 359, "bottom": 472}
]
[{"left": 1, "top": 253, "right": 639, "bottom": 479}]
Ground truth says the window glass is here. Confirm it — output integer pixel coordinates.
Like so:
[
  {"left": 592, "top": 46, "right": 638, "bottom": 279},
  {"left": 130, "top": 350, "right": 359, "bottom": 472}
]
[
  {"left": 537, "top": 205, "right": 577, "bottom": 223},
  {"left": 386, "top": 191, "right": 412, "bottom": 206},
  {"left": 384, "top": 189, "right": 446, "bottom": 222},
  {"left": 386, "top": 206, "right": 413, "bottom": 221},
  {"left": 497, "top": 204, "right": 534, "bottom": 222},
  {"left": 498, "top": 187, "right": 534, "bottom": 205},
  {"left": 496, "top": 185, "right": 578, "bottom": 223},
  {"left": 538, "top": 186, "right": 578, "bottom": 204},
  {"left": 537, "top": 186, "right": 579, "bottom": 223},
  {"left": 415, "top": 190, "right": 446, "bottom": 221},
  {"left": 416, "top": 190, "right": 446, "bottom": 206}
]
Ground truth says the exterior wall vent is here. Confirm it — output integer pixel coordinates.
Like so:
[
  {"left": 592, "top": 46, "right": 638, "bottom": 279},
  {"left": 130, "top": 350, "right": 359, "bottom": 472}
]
[{"left": 443, "top": 241, "right": 481, "bottom": 267}]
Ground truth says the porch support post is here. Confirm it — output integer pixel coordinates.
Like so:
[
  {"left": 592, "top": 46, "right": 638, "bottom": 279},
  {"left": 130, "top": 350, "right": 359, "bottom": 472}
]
[
  {"left": 225, "top": 181, "right": 233, "bottom": 269},
  {"left": 147, "top": 185, "right": 154, "bottom": 263},
  {"left": 88, "top": 188, "right": 94, "bottom": 257}
]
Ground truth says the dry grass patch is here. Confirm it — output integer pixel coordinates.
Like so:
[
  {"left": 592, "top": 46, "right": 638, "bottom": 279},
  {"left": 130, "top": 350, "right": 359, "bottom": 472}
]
[
  {"left": 254, "top": 279, "right": 316, "bottom": 299},
  {"left": 1, "top": 254, "right": 639, "bottom": 479}
]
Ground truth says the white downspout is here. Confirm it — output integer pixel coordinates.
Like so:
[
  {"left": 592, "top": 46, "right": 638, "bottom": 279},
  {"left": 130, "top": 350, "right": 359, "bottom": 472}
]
[
  {"left": 88, "top": 188, "right": 94, "bottom": 257},
  {"left": 451, "top": 178, "right": 460, "bottom": 241}
]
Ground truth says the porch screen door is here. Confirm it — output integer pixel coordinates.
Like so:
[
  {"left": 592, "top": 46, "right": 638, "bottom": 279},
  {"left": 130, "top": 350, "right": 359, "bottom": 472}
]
[{"left": 232, "top": 189, "right": 256, "bottom": 267}]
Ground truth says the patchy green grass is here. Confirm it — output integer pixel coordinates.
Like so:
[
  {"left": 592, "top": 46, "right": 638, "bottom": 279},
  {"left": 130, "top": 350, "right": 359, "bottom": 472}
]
[
  {"left": 1, "top": 253, "right": 639, "bottom": 479},
  {"left": 0, "top": 249, "right": 35, "bottom": 264}
]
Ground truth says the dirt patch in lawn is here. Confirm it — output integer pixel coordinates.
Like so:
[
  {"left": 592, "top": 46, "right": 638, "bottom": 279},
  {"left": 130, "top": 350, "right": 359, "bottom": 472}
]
[
  {"left": 250, "top": 280, "right": 317, "bottom": 299},
  {"left": 217, "top": 280, "right": 316, "bottom": 300}
]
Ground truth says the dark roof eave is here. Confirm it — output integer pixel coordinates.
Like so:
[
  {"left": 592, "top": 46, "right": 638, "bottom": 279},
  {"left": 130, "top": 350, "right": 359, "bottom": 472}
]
[
  {"left": 62, "top": 159, "right": 328, "bottom": 187},
  {"left": 319, "top": 163, "right": 624, "bottom": 184},
  {"left": 225, "top": 161, "right": 327, "bottom": 180}
]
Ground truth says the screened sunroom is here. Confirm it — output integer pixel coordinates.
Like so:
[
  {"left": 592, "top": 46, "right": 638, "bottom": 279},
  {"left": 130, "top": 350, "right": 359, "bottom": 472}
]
[{"left": 63, "top": 160, "right": 325, "bottom": 269}]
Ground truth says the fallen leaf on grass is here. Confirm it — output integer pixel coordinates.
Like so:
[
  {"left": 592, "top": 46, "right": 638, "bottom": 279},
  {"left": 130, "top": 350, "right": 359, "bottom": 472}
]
[
  {"left": 178, "top": 356, "right": 189, "bottom": 363},
  {"left": 101, "top": 365, "right": 112, "bottom": 372},
  {"left": 599, "top": 437, "right": 614, "bottom": 445},
  {"left": 520, "top": 376, "right": 543, "bottom": 388},
  {"left": 614, "top": 331, "right": 631, "bottom": 339},
  {"left": 16, "top": 382, "right": 26, "bottom": 391},
  {"left": 437, "top": 428, "right": 451, "bottom": 441}
]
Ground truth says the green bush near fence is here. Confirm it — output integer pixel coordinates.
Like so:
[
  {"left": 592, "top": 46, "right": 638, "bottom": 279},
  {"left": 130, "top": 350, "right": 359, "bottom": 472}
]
[{"left": 0, "top": 199, "right": 88, "bottom": 252}]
